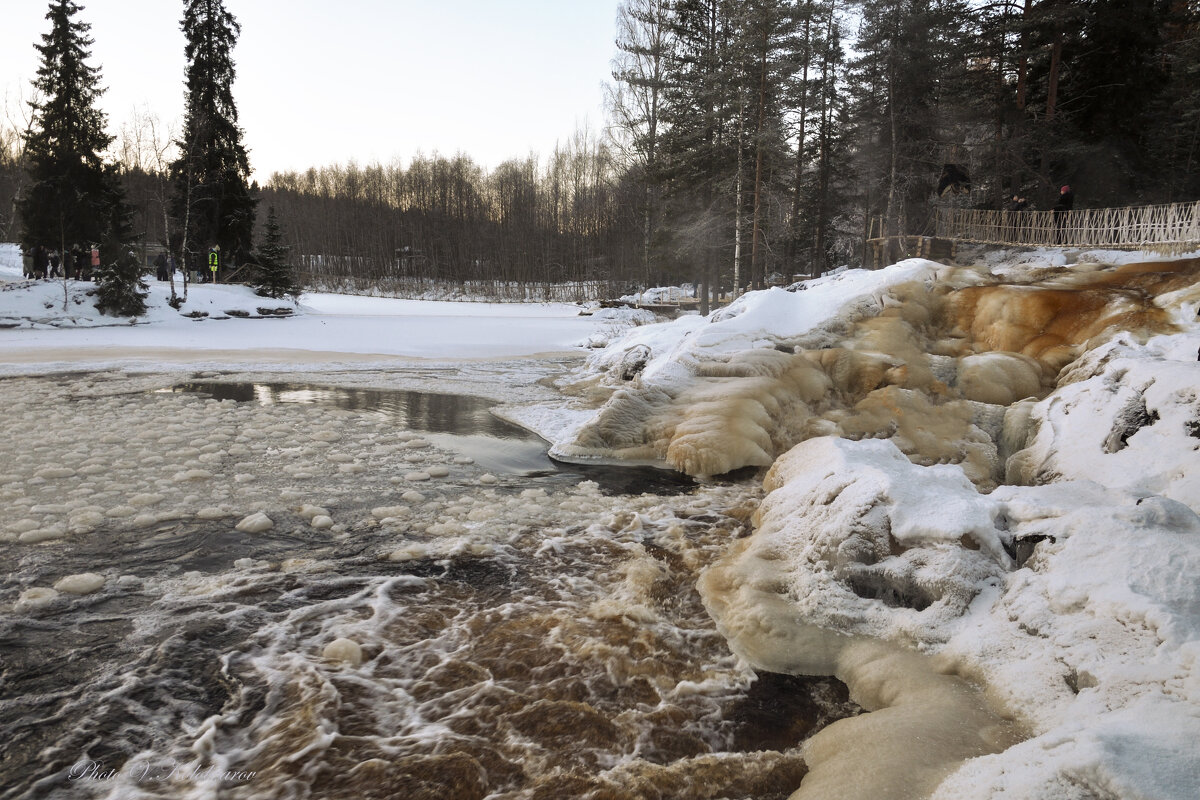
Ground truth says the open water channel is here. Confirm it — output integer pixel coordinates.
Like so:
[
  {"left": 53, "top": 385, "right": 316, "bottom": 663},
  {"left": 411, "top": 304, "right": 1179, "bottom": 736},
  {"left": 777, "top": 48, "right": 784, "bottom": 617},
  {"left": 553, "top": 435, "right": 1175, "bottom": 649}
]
[{"left": 0, "top": 372, "right": 859, "bottom": 800}]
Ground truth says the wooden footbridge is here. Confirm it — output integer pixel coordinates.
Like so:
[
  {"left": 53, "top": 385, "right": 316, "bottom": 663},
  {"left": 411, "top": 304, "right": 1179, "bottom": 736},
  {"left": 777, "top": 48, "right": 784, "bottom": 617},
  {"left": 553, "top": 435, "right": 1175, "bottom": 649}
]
[{"left": 867, "top": 199, "right": 1200, "bottom": 267}]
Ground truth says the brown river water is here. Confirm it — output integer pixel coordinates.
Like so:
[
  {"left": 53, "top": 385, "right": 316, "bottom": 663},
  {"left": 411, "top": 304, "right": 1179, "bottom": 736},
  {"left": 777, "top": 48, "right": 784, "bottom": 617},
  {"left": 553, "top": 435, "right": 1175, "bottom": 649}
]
[{"left": 0, "top": 374, "right": 859, "bottom": 800}]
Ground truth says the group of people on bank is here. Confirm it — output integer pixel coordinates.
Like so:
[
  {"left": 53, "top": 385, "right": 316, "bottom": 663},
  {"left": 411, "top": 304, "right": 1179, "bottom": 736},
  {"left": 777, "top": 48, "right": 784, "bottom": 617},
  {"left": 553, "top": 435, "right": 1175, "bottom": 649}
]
[
  {"left": 21, "top": 244, "right": 225, "bottom": 283},
  {"left": 22, "top": 244, "right": 100, "bottom": 281}
]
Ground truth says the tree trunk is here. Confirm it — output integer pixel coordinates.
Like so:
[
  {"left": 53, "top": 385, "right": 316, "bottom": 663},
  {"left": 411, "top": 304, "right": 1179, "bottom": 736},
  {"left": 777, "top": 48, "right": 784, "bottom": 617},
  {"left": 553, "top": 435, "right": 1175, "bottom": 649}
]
[
  {"left": 1016, "top": 0, "right": 1031, "bottom": 112},
  {"left": 750, "top": 19, "right": 769, "bottom": 290},
  {"left": 812, "top": 3, "right": 837, "bottom": 273},
  {"left": 60, "top": 215, "right": 68, "bottom": 312},
  {"left": 1038, "top": 24, "right": 1064, "bottom": 188},
  {"left": 734, "top": 99, "right": 744, "bottom": 298},
  {"left": 790, "top": 1, "right": 813, "bottom": 271},
  {"left": 1046, "top": 30, "right": 1062, "bottom": 122},
  {"left": 886, "top": 72, "right": 900, "bottom": 237}
]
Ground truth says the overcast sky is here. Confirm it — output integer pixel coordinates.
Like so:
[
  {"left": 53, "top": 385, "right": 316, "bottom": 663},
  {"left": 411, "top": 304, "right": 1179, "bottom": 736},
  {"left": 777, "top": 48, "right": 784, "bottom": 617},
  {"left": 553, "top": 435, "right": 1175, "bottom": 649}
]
[{"left": 1, "top": 0, "right": 621, "bottom": 180}]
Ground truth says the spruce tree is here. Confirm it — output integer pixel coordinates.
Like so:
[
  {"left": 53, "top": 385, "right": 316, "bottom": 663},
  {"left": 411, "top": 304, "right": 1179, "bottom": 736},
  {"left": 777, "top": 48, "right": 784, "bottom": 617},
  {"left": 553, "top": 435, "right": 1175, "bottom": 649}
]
[
  {"left": 19, "top": 0, "right": 119, "bottom": 258},
  {"left": 1060, "top": 0, "right": 1169, "bottom": 202},
  {"left": 848, "top": 0, "right": 972, "bottom": 235},
  {"left": 94, "top": 167, "right": 149, "bottom": 316},
  {"left": 656, "top": 0, "right": 801, "bottom": 292},
  {"left": 171, "top": 0, "right": 256, "bottom": 274},
  {"left": 730, "top": 0, "right": 804, "bottom": 283},
  {"left": 1149, "top": 1, "right": 1200, "bottom": 201},
  {"left": 252, "top": 207, "right": 299, "bottom": 299}
]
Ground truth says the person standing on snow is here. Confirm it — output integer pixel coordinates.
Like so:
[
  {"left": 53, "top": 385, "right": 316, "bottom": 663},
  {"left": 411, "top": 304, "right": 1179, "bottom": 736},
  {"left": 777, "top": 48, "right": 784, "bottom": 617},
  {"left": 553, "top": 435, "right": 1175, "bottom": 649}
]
[
  {"left": 32, "top": 245, "right": 48, "bottom": 279},
  {"left": 73, "top": 246, "right": 88, "bottom": 280}
]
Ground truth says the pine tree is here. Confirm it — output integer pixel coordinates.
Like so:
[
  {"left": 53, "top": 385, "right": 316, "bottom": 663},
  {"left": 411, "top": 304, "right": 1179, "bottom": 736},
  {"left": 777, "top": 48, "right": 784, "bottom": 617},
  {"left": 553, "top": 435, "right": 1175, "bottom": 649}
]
[
  {"left": 848, "top": 0, "right": 973, "bottom": 236},
  {"left": 609, "top": 0, "right": 672, "bottom": 288},
  {"left": 252, "top": 207, "right": 299, "bottom": 299},
  {"left": 802, "top": 1, "right": 853, "bottom": 271},
  {"left": 19, "top": 0, "right": 116, "bottom": 256},
  {"left": 1149, "top": 0, "right": 1200, "bottom": 201},
  {"left": 1061, "top": 0, "right": 1169, "bottom": 202},
  {"left": 170, "top": 0, "right": 256, "bottom": 275},
  {"left": 733, "top": 0, "right": 804, "bottom": 284},
  {"left": 654, "top": 0, "right": 808, "bottom": 294},
  {"left": 94, "top": 167, "right": 149, "bottom": 316},
  {"left": 658, "top": 0, "right": 740, "bottom": 305}
]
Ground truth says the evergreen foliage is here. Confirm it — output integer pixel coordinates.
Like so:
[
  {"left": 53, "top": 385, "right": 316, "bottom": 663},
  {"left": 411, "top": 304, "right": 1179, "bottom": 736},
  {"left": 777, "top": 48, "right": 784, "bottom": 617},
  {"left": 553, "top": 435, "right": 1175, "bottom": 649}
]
[
  {"left": 94, "top": 168, "right": 149, "bottom": 316},
  {"left": 609, "top": 0, "right": 1200, "bottom": 283},
  {"left": 170, "top": 0, "right": 256, "bottom": 272},
  {"left": 1149, "top": 0, "right": 1200, "bottom": 201},
  {"left": 19, "top": 1, "right": 119, "bottom": 256},
  {"left": 848, "top": 0, "right": 972, "bottom": 236},
  {"left": 656, "top": 0, "right": 740, "bottom": 302},
  {"left": 659, "top": 0, "right": 737, "bottom": 202},
  {"left": 252, "top": 206, "right": 299, "bottom": 299}
]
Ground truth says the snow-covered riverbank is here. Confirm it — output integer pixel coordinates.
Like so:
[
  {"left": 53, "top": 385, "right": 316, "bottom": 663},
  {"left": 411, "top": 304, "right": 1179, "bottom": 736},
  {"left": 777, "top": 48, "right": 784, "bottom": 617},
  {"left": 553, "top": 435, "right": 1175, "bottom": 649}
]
[{"left": 0, "top": 243, "right": 638, "bottom": 367}]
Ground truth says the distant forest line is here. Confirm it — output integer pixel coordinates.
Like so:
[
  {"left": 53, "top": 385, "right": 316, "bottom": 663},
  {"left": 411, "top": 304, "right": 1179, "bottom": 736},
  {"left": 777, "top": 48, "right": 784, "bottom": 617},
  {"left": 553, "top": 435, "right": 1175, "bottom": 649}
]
[{"left": 2, "top": 0, "right": 1197, "bottom": 304}]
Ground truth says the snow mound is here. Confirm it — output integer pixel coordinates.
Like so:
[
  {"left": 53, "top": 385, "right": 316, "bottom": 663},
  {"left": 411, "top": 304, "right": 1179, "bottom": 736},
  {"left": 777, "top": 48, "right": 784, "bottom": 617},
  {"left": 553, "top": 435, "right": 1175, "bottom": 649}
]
[
  {"left": 702, "top": 432, "right": 1200, "bottom": 798},
  {"left": 1008, "top": 332, "right": 1200, "bottom": 513}
]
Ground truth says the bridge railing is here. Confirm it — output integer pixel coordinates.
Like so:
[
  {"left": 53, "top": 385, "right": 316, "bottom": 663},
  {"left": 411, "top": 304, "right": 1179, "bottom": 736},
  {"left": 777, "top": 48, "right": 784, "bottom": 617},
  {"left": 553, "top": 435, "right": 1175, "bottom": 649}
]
[{"left": 934, "top": 200, "right": 1200, "bottom": 252}]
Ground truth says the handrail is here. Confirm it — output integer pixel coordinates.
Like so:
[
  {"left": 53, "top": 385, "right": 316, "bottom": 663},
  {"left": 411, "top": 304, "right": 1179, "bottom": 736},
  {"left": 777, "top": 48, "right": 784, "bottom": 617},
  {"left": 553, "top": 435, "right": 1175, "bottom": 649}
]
[{"left": 934, "top": 200, "right": 1200, "bottom": 252}]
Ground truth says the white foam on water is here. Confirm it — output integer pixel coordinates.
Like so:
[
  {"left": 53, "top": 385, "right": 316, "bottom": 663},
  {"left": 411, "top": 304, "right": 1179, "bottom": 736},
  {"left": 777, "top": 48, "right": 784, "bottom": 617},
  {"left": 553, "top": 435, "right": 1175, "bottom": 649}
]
[
  {"left": 53, "top": 572, "right": 106, "bottom": 595},
  {"left": 235, "top": 512, "right": 273, "bottom": 533}
]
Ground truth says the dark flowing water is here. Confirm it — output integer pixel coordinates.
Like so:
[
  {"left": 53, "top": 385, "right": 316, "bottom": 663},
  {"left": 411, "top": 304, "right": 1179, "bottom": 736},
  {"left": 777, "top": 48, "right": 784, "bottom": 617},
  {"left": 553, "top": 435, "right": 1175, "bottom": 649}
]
[{"left": 0, "top": 376, "right": 860, "bottom": 800}]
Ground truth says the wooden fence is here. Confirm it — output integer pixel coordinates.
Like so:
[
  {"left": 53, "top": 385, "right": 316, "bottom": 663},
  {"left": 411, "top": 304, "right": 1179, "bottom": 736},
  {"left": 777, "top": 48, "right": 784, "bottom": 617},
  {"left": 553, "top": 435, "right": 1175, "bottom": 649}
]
[{"left": 934, "top": 200, "right": 1200, "bottom": 252}]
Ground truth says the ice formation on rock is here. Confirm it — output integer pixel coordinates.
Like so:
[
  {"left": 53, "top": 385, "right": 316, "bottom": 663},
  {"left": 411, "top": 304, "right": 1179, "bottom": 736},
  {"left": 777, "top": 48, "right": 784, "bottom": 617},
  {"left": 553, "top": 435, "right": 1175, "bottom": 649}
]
[
  {"left": 551, "top": 257, "right": 1199, "bottom": 488},
  {"left": 1006, "top": 333, "right": 1200, "bottom": 513}
]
